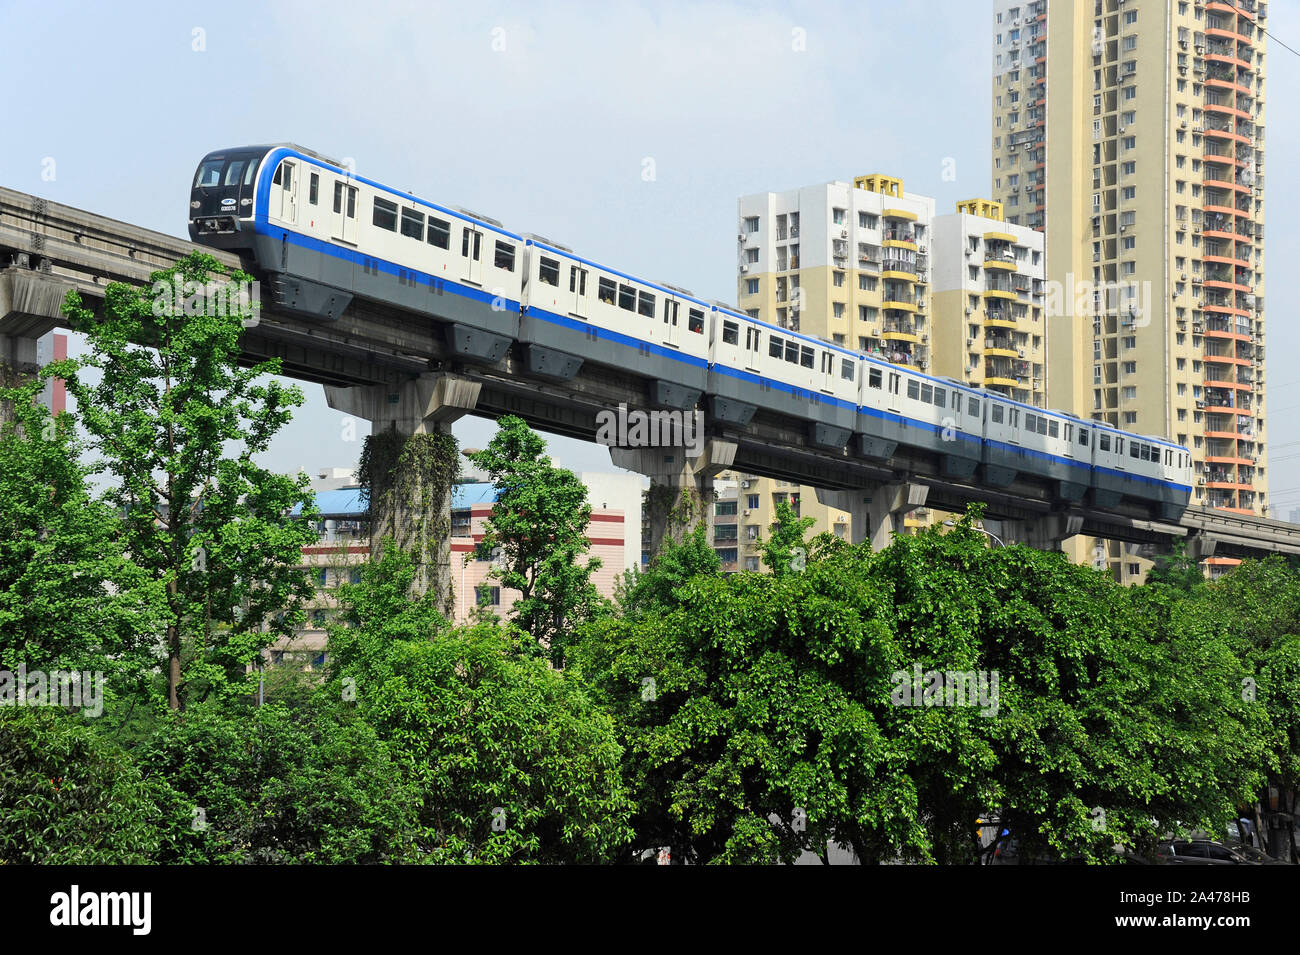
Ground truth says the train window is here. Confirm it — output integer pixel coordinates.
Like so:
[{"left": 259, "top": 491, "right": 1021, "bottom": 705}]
[
  {"left": 539, "top": 257, "right": 560, "bottom": 286},
  {"left": 934, "top": 387, "right": 946, "bottom": 408},
  {"left": 1010, "top": 409, "right": 1020, "bottom": 427},
  {"left": 920, "top": 383, "right": 933, "bottom": 404},
  {"left": 494, "top": 241, "right": 516, "bottom": 272},
  {"left": 907, "top": 379, "right": 920, "bottom": 400},
  {"left": 1099, "top": 433, "right": 1110, "bottom": 452},
  {"left": 688, "top": 309, "right": 704, "bottom": 334},
  {"left": 1037, "top": 417, "right": 1048, "bottom": 436},
  {"left": 1115, "top": 437, "right": 1124, "bottom": 455},
  {"left": 309, "top": 173, "right": 319, "bottom": 205},
  {"left": 841, "top": 358, "right": 855, "bottom": 381},
  {"left": 746, "top": 326, "right": 760, "bottom": 350},
  {"left": 769, "top": 335, "right": 784, "bottom": 359},
  {"left": 400, "top": 208, "right": 425, "bottom": 241},
  {"left": 569, "top": 266, "right": 587, "bottom": 295},
  {"left": 598, "top": 278, "right": 616, "bottom": 305},
  {"left": 785, "top": 340, "right": 800, "bottom": 364},
  {"left": 638, "top": 290, "right": 656, "bottom": 317},
  {"left": 428, "top": 216, "right": 451, "bottom": 249},
  {"left": 618, "top": 284, "right": 636, "bottom": 311},
  {"left": 1025, "top": 413, "right": 1036, "bottom": 432},
  {"left": 1079, "top": 428, "right": 1089, "bottom": 446},
  {"left": 821, "top": 352, "right": 833, "bottom": 375},
  {"left": 373, "top": 197, "right": 398, "bottom": 231},
  {"left": 333, "top": 182, "right": 343, "bottom": 213},
  {"left": 968, "top": 397, "right": 979, "bottom": 417},
  {"left": 195, "top": 160, "right": 223, "bottom": 188},
  {"left": 224, "top": 160, "right": 247, "bottom": 187},
  {"left": 1166, "top": 449, "right": 1172, "bottom": 466},
  {"left": 1063, "top": 423, "right": 1073, "bottom": 441},
  {"left": 869, "top": 368, "right": 882, "bottom": 389},
  {"left": 991, "top": 405, "right": 1004, "bottom": 424},
  {"left": 800, "top": 346, "right": 814, "bottom": 369},
  {"left": 721, "top": 320, "right": 739, "bottom": 344},
  {"left": 888, "top": 373, "right": 900, "bottom": 395},
  {"left": 665, "top": 299, "right": 680, "bottom": 326}
]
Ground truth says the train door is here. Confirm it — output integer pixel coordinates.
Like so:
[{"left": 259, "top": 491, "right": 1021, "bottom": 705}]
[
  {"left": 745, "top": 324, "right": 761, "bottom": 372},
  {"left": 887, "top": 371, "right": 901, "bottom": 414},
  {"left": 461, "top": 226, "right": 483, "bottom": 285},
  {"left": 664, "top": 298, "right": 680, "bottom": 346},
  {"left": 570, "top": 265, "right": 589, "bottom": 318},
  {"left": 331, "top": 181, "right": 358, "bottom": 244},
  {"left": 270, "top": 161, "right": 297, "bottom": 224},
  {"left": 820, "top": 350, "right": 835, "bottom": 393}
]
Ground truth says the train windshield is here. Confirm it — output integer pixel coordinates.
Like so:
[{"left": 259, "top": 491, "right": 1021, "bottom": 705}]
[{"left": 194, "top": 156, "right": 259, "bottom": 190}]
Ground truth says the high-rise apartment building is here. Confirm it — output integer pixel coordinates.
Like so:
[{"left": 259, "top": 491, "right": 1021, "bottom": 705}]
[
  {"left": 931, "top": 199, "right": 1047, "bottom": 408},
  {"left": 991, "top": 0, "right": 1268, "bottom": 578},
  {"left": 736, "top": 176, "right": 937, "bottom": 541}
]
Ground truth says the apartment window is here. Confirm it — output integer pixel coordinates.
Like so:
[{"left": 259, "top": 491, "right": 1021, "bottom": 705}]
[
  {"left": 745, "top": 278, "right": 759, "bottom": 295},
  {"left": 1121, "top": 236, "right": 1135, "bottom": 250},
  {"left": 833, "top": 271, "right": 845, "bottom": 287},
  {"left": 475, "top": 586, "right": 501, "bottom": 607},
  {"left": 1123, "top": 136, "right": 1136, "bottom": 150},
  {"left": 1123, "top": 412, "right": 1137, "bottom": 425},
  {"left": 859, "top": 305, "right": 878, "bottom": 322},
  {"left": 1177, "top": 358, "right": 1186, "bottom": 370},
  {"left": 1122, "top": 36, "right": 1137, "bottom": 52},
  {"left": 745, "top": 248, "right": 759, "bottom": 264},
  {"left": 1123, "top": 336, "right": 1136, "bottom": 349},
  {"left": 832, "top": 208, "right": 846, "bottom": 225},
  {"left": 859, "top": 275, "right": 877, "bottom": 291},
  {"left": 858, "top": 212, "right": 877, "bottom": 229},
  {"left": 1123, "top": 361, "right": 1136, "bottom": 374},
  {"left": 746, "top": 494, "right": 759, "bottom": 510},
  {"left": 1124, "top": 9, "right": 1137, "bottom": 24},
  {"left": 1123, "top": 85, "right": 1137, "bottom": 100},
  {"left": 1122, "top": 386, "right": 1137, "bottom": 400},
  {"left": 1176, "top": 383, "right": 1187, "bottom": 396},
  {"left": 744, "top": 216, "right": 759, "bottom": 233},
  {"left": 832, "top": 302, "right": 845, "bottom": 319}
]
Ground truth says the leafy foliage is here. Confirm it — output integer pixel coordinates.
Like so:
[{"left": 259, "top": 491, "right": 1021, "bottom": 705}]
[
  {"left": 467, "top": 415, "right": 606, "bottom": 662},
  {"left": 59, "top": 252, "right": 319, "bottom": 710}
]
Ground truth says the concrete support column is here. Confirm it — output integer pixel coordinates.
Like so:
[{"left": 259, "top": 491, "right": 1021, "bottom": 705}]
[
  {"left": 0, "top": 267, "right": 61, "bottom": 424},
  {"left": 325, "top": 372, "right": 481, "bottom": 611},
  {"left": 815, "top": 482, "right": 929, "bottom": 551},
  {"left": 988, "top": 513, "right": 1084, "bottom": 552},
  {"left": 610, "top": 438, "right": 737, "bottom": 556},
  {"left": 1186, "top": 532, "right": 1218, "bottom": 563}
]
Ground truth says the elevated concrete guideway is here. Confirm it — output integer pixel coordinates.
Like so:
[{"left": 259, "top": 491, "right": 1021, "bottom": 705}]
[{"left": 3, "top": 184, "right": 1300, "bottom": 581}]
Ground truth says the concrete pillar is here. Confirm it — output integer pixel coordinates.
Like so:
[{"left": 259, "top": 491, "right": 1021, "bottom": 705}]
[
  {"left": 988, "top": 513, "right": 1084, "bottom": 552},
  {"left": 1186, "top": 532, "right": 1218, "bottom": 563},
  {"left": 0, "top": 267, "right": 61, "bottom": 424},
  {"left": 815, "top": 482, "right": 929, "bottom": 551},
  {"left": 325, "top": 373, "right": 481, "bottom": 611},
  {"left": 611, "top": 438, "right": 736, "bottom": 556}
]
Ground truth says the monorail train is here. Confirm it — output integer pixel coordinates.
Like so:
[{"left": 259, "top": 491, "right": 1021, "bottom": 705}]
[{"left": 189, "top": 144, "right": 1193, "bottom": 520}]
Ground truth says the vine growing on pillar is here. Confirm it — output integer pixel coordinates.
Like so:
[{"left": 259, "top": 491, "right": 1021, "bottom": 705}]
[{"left": 359, "top": 428, "right": 459, "bottom": 611}]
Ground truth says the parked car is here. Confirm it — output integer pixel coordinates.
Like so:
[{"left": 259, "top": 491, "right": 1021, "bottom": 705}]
[{"left": 1155, "top": 840, "right": 1262, "bottom": 865}]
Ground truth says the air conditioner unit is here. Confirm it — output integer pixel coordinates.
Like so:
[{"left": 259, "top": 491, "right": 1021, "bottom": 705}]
[
  {"left": 839, "top": 228, "right": 849, "bottom": 239},
  {"left": 1018, "top": 349, "right": 1026, "bottom": 357},
  {"left": 790, "top": 227, "right": 799, "bottom": 238},
  {"left": 967, "top": 338, "right": 976, "bottom": 347},
  {"left": 965, "top": 307, "right": 973, "bottom": 315},
  {"left": 743, "top": 508, "right": 753, "bottom": 516},
  {"left": 922, "top": 334, "right": 929, "bottom": 343},
  {"left": 918, "top": 244, "right": 928, "bottom": 254},
  {"left": 1120, "top": 225, "right": 1127, "bottom": 232},
  {"left": 741, "top": 480, "right": 752, "bottom": 488},
  {"left": 739, "top": 264, "right": 749, "bottom": 273},
  {"left": 737, "top": 233, "right": 746, "bottom": 242}
]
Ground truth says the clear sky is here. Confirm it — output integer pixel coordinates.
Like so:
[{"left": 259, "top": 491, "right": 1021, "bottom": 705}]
[{"left": 2, "top": 1, "right": 1298, "bottom": 512}]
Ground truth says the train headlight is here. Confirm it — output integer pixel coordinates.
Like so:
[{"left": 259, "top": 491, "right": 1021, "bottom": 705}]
[
  {"left": 190, "top": 200, "right": 201, "bottom": 209},
  {"left": 240, "top": 198, "right": 252, "bottom": 206}
]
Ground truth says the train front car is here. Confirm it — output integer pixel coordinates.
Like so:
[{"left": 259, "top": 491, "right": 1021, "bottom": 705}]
[{"left": 188, "top": 146, "right": 272, "bottom": 251}]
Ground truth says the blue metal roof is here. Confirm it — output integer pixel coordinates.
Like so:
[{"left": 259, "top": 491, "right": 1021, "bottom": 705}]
[
  {"left": 452, "top": 482, "right": 497, "bottom": 508},
  {"left": 291, "top": 487, "right": 366, "bottom": 518}
]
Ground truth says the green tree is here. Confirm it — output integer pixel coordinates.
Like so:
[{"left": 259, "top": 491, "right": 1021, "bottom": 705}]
[
  {"left": 616, "top": 523, "right": 720, "bottom": 617},
  {"left": 760, "top": 497, "right": 816, "bottom": 576},
  {"left": 466, "top": 415, "right": 606, "bottom": 661},
  {"left": 59, "top": 252, "right": 320, "bottom": 711},
  {"left": 326, "top": 548, "right": 634, "bottom": 863},
  {"left": 0, "top": 377, "right": 164, "bottom": 695},
  {"left": 1145, "top": 538, "right": 1204, "bottom": 593},
  {"left": 0, "top": 709, "right": 178, "bottom": 863},
  {"left": 136, "top": 698, "right": 422, "bottom": 864}
]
